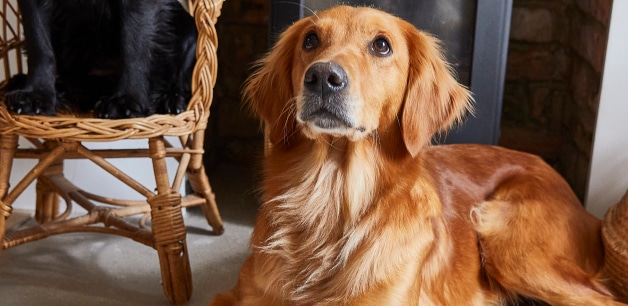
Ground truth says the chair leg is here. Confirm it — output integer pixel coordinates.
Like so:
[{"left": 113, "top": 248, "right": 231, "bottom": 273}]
[
  {"left": 34, "top": 175, "right": 61, "bottom": 224},
  {"left": 187, "top": 164, "right": 224, "bottom": 235},
  {"left": 35, "top": 142, "right": 63, "bottom": 223},
  {"left": 148, "top": 137, "right": 193, "bottom": 305},
  {"left": 0, "top": 134, "right": 18, "bottom": 254},
  {"left": 187, "top": 129, "right": 224, "bottom": 234}
]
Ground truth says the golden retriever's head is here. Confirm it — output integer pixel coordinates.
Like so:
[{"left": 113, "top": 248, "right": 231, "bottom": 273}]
[{"left": 245, "top": 6, "right": 473, "bottom": 157}]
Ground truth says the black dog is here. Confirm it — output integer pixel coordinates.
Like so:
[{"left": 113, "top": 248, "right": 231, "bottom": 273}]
[{"left": 5, "top": 0, "right": 197, "bottom": 118}]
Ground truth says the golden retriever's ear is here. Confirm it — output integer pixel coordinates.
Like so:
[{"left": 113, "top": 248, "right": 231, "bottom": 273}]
[
  {"left": 400, "top": 24, "right": 473, "bottom": 157},
  {"left": 243, "top": 22, "right": 303, "bottom": 148}
]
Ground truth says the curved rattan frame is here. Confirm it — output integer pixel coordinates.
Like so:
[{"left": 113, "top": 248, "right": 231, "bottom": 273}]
[
  {"left": 0, "top": 1, "right": 225, "bottom": 305},
  {"left": 602, "top": 190, "right": 628, "bottom": 302}
]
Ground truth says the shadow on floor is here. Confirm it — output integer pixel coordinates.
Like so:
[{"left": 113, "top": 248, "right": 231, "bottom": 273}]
[{"left": 0, "top": 164, "right": 259, "bottom": 306}]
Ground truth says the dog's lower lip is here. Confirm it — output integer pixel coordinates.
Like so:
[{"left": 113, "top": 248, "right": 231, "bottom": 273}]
[
  {"left": 314, "top": 118, "right": 345, "bottom": 129},
  {"left": 302, "top": 110, "right": 352, "bottom": 130}
]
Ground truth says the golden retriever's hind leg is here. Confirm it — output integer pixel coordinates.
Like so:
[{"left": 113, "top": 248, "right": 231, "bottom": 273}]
[{"left": 471, "top": 200, "right": 624, "bottom": 306}]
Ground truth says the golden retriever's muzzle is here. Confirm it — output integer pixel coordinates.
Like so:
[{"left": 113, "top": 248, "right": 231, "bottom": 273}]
[{"left": 299, "top": 62, "right": 359, "bottom": 131}]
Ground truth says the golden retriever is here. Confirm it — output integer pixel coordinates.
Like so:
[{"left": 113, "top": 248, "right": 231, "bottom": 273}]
[{"left": 212, "top": 6, "right": 626, "bottom": 306}]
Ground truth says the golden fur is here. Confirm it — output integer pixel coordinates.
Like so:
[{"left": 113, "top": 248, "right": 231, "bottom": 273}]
[{"left": 212, "top": 6, "right": 626, "bottom": 305}]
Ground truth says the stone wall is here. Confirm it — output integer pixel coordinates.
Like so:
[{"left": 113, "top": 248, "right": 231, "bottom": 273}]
[
  {"left": 207, "top": 0, "right": 612, "bottom": 200},
  {"left": 500, "top": 0, "right": 611, "bottom": 199}
]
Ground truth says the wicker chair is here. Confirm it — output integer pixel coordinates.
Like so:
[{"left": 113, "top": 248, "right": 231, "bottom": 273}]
[{"left": 0, "top": 0, "right": 224, "bottom": 304}]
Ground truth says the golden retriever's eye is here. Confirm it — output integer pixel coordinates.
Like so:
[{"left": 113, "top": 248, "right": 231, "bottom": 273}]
[
  {"left": 371, "top": 37, "right": 392, "bottom": 56},
  {"left": 303, "top": 33, "right": 319, "bottom": 50}
]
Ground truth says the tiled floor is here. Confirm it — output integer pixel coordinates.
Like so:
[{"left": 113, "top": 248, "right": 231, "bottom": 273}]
[{"left": 0, "top": 164, "right": 258, "bottom": 306}]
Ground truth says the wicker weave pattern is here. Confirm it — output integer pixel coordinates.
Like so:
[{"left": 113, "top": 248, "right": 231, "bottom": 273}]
[
  {"left": 602, "top": 190, "right": 628, "bottom": 302},
  {"left": 0, "top": 105, "right": 204, "bottom": 141}
]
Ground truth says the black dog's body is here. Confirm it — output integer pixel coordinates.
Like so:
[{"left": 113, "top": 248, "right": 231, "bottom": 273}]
[{"left": 6, "top": 0, "right": 197, "bottom": 118}]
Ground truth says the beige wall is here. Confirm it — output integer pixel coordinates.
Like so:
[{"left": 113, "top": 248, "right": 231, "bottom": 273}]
[{"left": 586, "top": 1, "right": 628, "bottom": 218}]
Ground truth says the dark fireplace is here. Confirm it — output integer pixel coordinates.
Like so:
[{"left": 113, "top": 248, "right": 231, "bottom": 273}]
[{"left": 270, "top": 0, "right": 512, "bottom": 145}]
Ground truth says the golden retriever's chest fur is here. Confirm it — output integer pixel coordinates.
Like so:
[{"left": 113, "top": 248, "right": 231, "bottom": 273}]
[{"left": 253, "top": 142, "right": 448, "bottom": 304}]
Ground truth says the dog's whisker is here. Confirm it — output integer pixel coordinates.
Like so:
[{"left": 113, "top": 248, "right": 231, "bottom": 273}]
[
  {"left": 282, "top": 99, "right": 298, "bottom": 145},
  {"left": 275, "top": 1, "right": 318, "bottom": 20},
  {"left": 371, "top": 129, "right": 381, "bottom": 151},
  {"left": 323, "top": 137, "right": 337, "bottom": 149},
  {"left": 269, "top": 95, "right": 298, "bottom": 145}
]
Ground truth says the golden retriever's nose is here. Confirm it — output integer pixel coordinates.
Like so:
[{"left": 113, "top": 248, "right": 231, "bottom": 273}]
[
  {"left": 299, "top": 62, "right": 357, "bottom": 133},
  {"left": 304, "top": 62, "right": 348, "bottom": 96}
]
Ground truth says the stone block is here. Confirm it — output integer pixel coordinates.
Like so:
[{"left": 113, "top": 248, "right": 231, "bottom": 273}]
[
  {"left": 570, "top": 57, "right": 601, "bottom": 111},
  {"left": 574, "top": 0, "right": 612, "bottom": 26},
  {"left": 510, "top": 6, "right": 569, "bottom": 43},
  {"left": 502, "top": 83, "right": 530, "bottom": 125},
  {"left": 569, "top": 9, "right": 608, "bottom": 73},
  {"left": 499, "top": 125, "right": 563, "bottom": 161},
  {"left": 510, "top": 7, "right": 554, "bottom": 42},
  {"left": 529, "top": 83, "right": 569, "bottom": 130},
  {"left": 506, "top": 43, "right": 570, "bottom": 81}
]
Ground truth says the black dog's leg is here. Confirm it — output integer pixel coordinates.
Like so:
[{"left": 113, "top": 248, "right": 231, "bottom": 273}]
[
  {"left": 94, "top": 0, "right": 168, "bottom": 119},
  {"left": 154, "top": 4, "right": 197, "bottom": 115},
  {"left": 5, "top": 0, "right": 57, "bottom": 115}
]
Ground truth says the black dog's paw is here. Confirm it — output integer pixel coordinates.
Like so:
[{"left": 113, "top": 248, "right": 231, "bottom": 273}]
[
  {"left": 153, "top": 90, "right": 190, "bottom": 115},
  {"left": 4, "top": 89, "right": 57, "bottom": 115},
  {"left": 94, "top": 95, "right": 151, "bottom": 119}
]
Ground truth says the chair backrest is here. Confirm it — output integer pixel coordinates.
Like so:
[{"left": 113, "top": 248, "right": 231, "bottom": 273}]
[{"left": 0, "top": 0, "right": 26, "bottom": 87}]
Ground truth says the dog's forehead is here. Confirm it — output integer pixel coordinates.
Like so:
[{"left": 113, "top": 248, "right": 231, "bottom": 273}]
[{"left": 311, "top": 6, "right": 401, "bottom": 38}]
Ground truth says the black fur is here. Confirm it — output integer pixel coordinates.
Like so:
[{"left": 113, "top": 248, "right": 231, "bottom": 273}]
[{"left": 5, "top": 0, "right": 197, "bottom": 118}]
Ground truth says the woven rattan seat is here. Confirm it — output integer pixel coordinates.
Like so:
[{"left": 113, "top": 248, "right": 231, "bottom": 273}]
[{"left": 0, "top": 0, "right": 224, "bottom": 304}]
